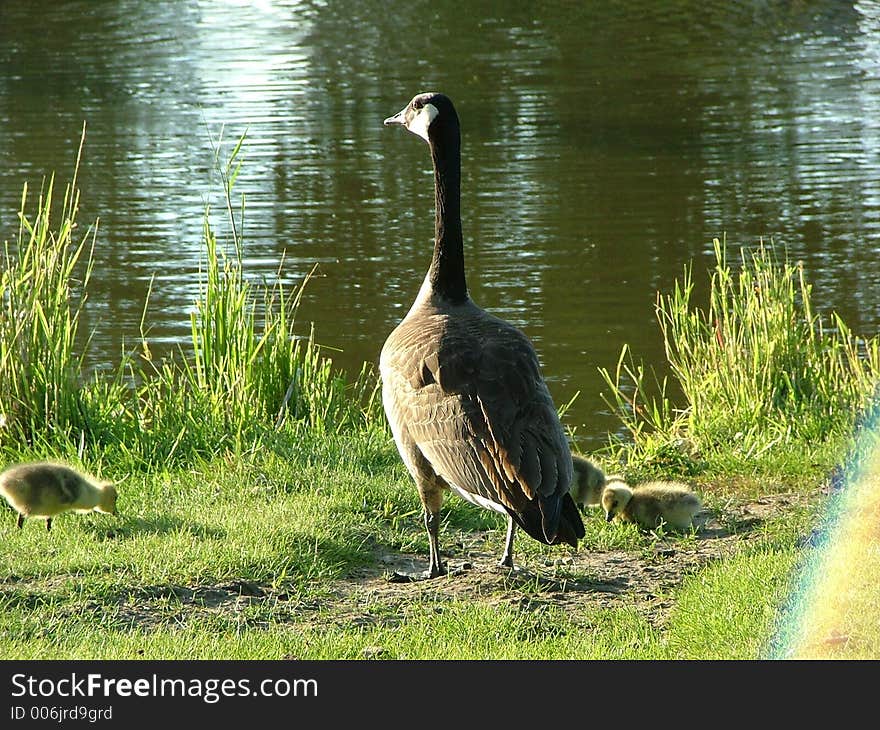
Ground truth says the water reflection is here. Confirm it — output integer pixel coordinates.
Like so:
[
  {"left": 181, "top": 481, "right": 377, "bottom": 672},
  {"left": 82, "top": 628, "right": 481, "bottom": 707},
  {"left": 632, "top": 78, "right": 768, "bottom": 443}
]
[{"left": 1, "top": 1, "right": 879, "bottom": 449}]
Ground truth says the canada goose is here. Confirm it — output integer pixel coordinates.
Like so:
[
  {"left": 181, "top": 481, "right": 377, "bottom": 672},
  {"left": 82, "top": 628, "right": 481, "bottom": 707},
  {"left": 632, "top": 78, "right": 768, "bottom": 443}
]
[
  {"left": 0, "top": 461, "right": 118, "bottom": 532},
  {"left": 569, "top": 454, "right": 607, "bottom": 510},
  {"left": 601, "top": 478, "right": 702, "bottom": 532},
  {"left": 380, "top": 92, "right": 584, "bottom": 579}
]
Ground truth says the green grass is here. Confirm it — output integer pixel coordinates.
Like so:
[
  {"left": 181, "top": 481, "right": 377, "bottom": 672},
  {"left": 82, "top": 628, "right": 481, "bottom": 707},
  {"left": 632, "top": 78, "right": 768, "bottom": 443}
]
[
  {"left": 0, "top": 443, "right": 810, "bottom": 659},
  {"left": 0, "top": 128, "right": 382, "bottom": 471},
  {"left": 664, "top": 548, "right": 800, "bottom": 660},
  {"left": 1, "top": 142, "right": 874, "bottom": 660},
  {"left": 770, "top": 436, "right": 880, "bottom": 659},
  {"left": 0, "top": 428, "right": 820, "bottom": 660},
  {"left": 0, "top": 130, "right": 96, "bottom": 448},
  {"left": 0, "top": 450, "right": 790, "bottom": 659},
  {"left": 598, "top": 237, "right": 880, "bottom": 482}
]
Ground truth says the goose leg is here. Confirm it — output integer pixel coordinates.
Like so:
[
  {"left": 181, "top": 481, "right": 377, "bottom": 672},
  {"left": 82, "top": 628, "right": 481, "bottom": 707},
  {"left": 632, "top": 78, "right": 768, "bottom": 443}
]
[
  {"left": 389, "top": 483, "right": 448, "bottom": 582},
  {"left": 424, "top": 508, "right": 446, "bottom": 577},
  {"left": 499, "top": 515, "right": 516, "bottom": 568},
  {"left": 17, "top": 513, "right": 24, "bottom": 529},
  {"left": 46, "top": 518, "right": 52, "bottom": 532}
]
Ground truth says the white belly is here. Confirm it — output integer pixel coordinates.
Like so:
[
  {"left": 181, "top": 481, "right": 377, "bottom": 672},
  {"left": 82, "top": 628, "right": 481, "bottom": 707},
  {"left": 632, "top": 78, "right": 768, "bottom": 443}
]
[{"left": 448, "top": 484, "right": 508, "bottom": 515}]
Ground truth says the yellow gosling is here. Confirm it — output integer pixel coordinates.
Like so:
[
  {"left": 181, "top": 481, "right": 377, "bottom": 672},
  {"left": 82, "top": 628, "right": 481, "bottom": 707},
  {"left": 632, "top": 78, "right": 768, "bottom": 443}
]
[
  {"left": 0, "top": 461, "right": 118, "bottom": 532},
  {"left": 569, "top": 454, "right": 607, "bottom": 509},
  {"left": 601, "top": 478, "right": 701, "bottom": 532}
]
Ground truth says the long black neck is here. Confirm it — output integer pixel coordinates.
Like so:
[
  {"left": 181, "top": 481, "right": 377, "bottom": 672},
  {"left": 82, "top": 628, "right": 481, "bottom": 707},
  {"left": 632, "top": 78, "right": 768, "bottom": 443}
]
[{"left": 427, "top": 121, "right": 467, "bottom": 303}]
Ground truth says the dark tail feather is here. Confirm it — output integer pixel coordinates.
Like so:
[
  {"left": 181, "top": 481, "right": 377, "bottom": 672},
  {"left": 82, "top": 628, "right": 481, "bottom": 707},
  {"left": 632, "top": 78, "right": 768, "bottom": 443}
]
[
  {"left": 507, "top": 507, "right": 550, "bottom": 545},
  {"left": 507, "top": 494, "right": 585, "bottom": 548},
  {"left": 553, "top": 494, "right": 586, "bottom": 548},
  {"left": 539, "top": 492, "right": 563, "bottom": 544}
]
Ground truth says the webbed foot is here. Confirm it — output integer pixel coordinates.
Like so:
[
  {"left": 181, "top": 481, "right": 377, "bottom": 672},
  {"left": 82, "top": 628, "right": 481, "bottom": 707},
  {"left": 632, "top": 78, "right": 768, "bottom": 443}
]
[
  {"left": 387, "top": 568, "right": 443, "bottom": 583},
  {"left": 386, "top": 562, "right": 470, "bottom": 582}
]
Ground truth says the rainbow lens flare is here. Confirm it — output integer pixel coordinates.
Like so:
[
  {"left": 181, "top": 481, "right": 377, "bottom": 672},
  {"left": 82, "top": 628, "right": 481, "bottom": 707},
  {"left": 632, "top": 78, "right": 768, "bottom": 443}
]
[{"left": 773, "top": 436, "right": 880, "bottom": 659}]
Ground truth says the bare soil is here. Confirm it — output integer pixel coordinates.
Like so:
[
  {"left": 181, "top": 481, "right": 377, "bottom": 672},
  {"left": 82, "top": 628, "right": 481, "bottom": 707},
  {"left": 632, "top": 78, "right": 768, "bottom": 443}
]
[{"left": 327, "top": 490, "right": 820, "bottom": 633}]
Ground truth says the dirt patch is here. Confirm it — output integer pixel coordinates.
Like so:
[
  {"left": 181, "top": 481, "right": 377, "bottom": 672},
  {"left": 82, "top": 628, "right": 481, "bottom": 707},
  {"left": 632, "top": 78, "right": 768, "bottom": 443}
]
[{"left": 323, "top": 490, "right": 821, "bottom": 632}]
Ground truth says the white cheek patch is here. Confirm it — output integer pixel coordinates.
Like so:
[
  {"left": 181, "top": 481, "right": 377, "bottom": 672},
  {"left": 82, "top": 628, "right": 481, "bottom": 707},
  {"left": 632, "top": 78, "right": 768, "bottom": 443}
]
[{"left": 407, "top": 103, "right": 439, "bottom": 142}]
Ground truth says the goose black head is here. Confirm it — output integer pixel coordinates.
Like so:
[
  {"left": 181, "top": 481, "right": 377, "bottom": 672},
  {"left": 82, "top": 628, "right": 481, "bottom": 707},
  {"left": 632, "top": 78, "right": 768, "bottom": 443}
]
[{"left": 384, "top": 92, "right": 457, "bottom": 143}]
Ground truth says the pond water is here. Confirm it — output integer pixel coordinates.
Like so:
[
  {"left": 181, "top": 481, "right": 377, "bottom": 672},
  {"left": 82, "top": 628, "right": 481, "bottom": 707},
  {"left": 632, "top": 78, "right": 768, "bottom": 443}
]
[{"left": 2, "top": 1, "right": 879, "bottom": 449}]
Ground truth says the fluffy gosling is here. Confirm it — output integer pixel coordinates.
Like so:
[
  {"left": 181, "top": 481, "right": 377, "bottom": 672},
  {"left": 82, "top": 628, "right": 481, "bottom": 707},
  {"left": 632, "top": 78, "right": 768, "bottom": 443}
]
[
  {"left": 0, "top": 461, "right": 118, "bottom": 532},
  {"left": 601, "top": 478, "right": 701, "bottom": 532},
  {"left": 569, "top": 454, "right": 607, "bottom": 509}
]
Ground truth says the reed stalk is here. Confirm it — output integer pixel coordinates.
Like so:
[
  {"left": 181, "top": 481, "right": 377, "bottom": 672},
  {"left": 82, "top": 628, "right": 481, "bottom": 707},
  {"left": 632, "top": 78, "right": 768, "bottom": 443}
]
[{"left": 600, "top": 238, "right": 880, "bottom": 474}]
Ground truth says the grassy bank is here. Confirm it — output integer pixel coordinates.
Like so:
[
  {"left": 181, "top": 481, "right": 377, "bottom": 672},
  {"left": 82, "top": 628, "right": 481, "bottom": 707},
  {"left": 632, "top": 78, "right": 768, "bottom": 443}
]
[
  {"left": 598, "top": 237, "right": 880, "bottom": 485},
  {"left": 1, "top": 147, "right": 878, "bottom": 659},
  {"left": 0, "top": 436, "right": 815, "bottom": 660},
  {"left": 0, "top": 135, "right": 381, "bottom": 470}
]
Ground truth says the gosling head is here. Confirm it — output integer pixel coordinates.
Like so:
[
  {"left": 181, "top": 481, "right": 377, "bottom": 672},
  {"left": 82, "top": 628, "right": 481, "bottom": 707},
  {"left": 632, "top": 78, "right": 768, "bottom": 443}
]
[
  {"left": 601, "top": 481, "right": 633, "bottom": 523},
  {"left": 383, "top": 92, "right": 457, "bottom": 144},
  {"left": 97, "top": 482, "right": 118, "bottom": 516}
]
